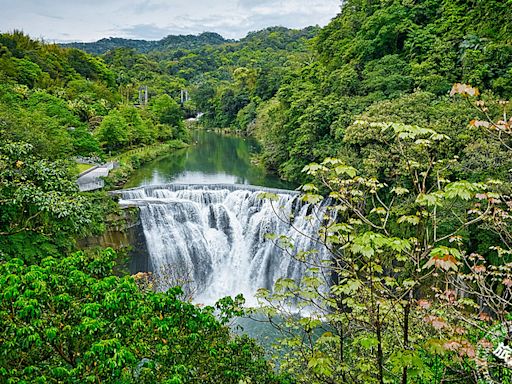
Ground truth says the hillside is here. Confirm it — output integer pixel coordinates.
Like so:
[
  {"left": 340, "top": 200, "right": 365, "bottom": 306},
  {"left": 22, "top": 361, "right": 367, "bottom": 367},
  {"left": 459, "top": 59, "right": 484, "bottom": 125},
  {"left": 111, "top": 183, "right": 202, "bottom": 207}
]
[
  {"left": 62, "top": 32, "right": 230, "bottom": 54},
  {"left": 184, "top": 0, "right": 512, "bottom": 183},
  {"left": 3, "top": 2, "right": 512, "bottom": 383}
]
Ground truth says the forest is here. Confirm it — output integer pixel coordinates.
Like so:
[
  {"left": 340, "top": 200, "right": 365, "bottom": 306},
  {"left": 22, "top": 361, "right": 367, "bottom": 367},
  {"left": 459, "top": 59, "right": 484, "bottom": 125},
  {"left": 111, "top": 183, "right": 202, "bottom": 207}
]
[{"left": 2, "top": 0, "right": 512, "bottom": 382}]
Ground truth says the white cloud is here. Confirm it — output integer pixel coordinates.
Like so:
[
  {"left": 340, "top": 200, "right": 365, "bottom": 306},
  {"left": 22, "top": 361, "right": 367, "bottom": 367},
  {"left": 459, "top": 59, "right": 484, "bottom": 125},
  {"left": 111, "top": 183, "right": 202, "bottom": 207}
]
[
  {"left": 0, "top": 0, "right": 341, "bottom": 42},
  {"left": 119, "top": 24, "right": 174, "bottom": 40}
]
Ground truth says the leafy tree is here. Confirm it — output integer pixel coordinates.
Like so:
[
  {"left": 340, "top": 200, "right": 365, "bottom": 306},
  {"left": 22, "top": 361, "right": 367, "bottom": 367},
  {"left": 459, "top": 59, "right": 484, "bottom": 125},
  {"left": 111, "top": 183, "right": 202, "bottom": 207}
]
[
  {"left": 150, "top": 94, "right": 183, "bottom": 127},
  {"left": 119, "top": 105, "right": 153, "bottom": 145},
  {"left": 258, "top": 153, "right": 496, "bottom": 384},
  {"left": 95, "top": 110, "right": 129, "bottom": 152},
  {"left": 0, "top": 249, "right": 288, "bottom": 383},
  {"left": 69, "top": 126, "right": 101, "bottom": 157},
  {"left": 0, "top": 141, "right": 108, "bottom": 262},
  {"left": 0, "top": 104, "right": 74, "bottom": 160},
  {"left": 66, "top": 48, "right": 116, "bottom": 87},
  {"left": 12, "top": 57, "right": 43, "bottom": 88},
  {"left": 150, "top": 94, "right": 189, "bottom": 141}
]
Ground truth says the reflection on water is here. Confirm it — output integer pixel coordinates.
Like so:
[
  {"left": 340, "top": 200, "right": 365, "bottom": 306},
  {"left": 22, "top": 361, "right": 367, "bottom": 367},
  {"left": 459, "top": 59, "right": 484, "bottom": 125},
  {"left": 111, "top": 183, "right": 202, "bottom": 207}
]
[{"left": 125, "top": 130, "right": 294, "bottom": 189}]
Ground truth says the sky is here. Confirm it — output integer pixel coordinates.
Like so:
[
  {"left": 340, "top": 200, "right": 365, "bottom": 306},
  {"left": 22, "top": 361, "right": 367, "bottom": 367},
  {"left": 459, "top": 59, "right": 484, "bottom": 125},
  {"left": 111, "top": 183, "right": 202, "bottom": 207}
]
[{"left": 0, "top": 0, "right": 341, "bottom": 42}]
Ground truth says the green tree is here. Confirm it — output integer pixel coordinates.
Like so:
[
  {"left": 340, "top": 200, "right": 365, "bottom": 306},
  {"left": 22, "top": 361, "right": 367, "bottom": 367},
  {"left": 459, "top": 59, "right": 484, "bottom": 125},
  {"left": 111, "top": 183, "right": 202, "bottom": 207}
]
[
  {"left": 0, "top": 141, "right": 108, "bottom": 262},
  {"left": 69, "top": 126, "right": 101, "bottom": 157},
  {"left": 0, "top": 249, "right": 288, "bottom": 383},
  {"left": 95, "top": 109, "right": 129, "bottom": 152},
  {"left": 119, "top": 105, "right": 153, "bottom": 145},
  {"left": 150, "top": 94, "right": 183, "bottom": 126},
  {"left": 150, "top": 94, "right": 187, "bottom": 141},
  {"left": 257, "top": 121, "right": 501, "bottom": 383}
]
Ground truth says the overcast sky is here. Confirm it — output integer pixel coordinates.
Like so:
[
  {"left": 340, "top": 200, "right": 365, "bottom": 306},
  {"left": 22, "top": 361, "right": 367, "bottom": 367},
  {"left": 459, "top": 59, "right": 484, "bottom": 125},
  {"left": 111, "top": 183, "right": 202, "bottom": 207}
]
[{"left": 0, "top": 0, "right": 341, "bottom": 42}]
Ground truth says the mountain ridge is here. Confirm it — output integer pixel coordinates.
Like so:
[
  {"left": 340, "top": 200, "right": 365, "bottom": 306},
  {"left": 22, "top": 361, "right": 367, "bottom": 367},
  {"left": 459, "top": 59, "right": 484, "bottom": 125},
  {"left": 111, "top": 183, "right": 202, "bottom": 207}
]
[{"left": 61, "top": 31, "right": 232, "bottom": 55}]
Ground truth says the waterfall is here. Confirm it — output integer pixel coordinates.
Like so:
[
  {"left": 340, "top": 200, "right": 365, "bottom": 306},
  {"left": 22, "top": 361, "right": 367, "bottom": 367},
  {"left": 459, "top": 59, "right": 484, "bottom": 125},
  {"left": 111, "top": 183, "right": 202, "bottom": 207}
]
[{"left": 118, "top": 184, "right": 330, "bottom": 305}]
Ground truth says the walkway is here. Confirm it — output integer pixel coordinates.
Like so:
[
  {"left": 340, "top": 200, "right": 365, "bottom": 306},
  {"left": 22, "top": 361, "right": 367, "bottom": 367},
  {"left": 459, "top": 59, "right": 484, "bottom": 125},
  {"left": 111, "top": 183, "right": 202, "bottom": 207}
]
[{"left": 77, "top": 162, "right": 117, "bottom": 191}]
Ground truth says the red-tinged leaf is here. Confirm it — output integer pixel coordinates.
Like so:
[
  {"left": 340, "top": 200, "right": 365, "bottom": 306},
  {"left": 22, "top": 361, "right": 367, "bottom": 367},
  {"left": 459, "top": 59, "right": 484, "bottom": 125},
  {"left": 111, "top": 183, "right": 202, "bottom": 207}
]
[
  {"left": 417, "top": 299, "right": 431, "bottom": 309},
  {"left": 432, "top": 318, "right": 447, "bottom": 330},
  {"left": 443, "top": 289, "right": 457, "bottom": 303},
  {"left": 424, "top": 254, "right": 459, "bottom": 271},
  {"left": 443, "top": 340, "right": 475, "bottom": 358},
  {"left": 470, "top": 120, "right": 490, "bottom": 128},
  {"left": 449, "top": 235, "right": 463, "bottom": 243},
  {"left": 503, "top": 278, "right": 512, "bottom": 287},
  {"left": 479, "top": 339, "right": 494, "bottom": 349},
  {"left": 478, "top": 312, "right": 491, "bottom": 321},
  {"left": 460, "top": 342, "right": 476, "bottom": 358},
  {"left": 443, "top": 340, "right": 461, "bottom": 351},
  {"left": 424, "top": 315, "right": 448, "bottom": 330},
  {"left": 450, "top": 83, "right": 480, "bottom": 97},
  {"left": 473, "top": 265, "right": 486, "bottom": 274}
]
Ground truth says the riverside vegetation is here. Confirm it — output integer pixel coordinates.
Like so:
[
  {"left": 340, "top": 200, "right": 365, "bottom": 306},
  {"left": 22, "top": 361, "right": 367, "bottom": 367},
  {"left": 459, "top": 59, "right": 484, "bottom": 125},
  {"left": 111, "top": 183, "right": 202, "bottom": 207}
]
[{"left": 2, "top": 0, "right": 512, "bottom": 382}]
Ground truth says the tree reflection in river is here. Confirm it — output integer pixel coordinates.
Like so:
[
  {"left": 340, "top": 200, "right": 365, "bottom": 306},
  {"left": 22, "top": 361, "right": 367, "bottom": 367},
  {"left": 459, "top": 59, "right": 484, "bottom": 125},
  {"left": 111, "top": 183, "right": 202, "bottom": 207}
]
[{"left": 124, "top": 130, "right": 294, "bottom": 189}]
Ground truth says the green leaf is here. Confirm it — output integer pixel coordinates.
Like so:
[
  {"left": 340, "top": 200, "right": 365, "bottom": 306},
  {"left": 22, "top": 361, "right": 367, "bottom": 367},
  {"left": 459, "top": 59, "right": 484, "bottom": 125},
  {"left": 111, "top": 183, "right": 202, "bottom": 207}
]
[
  {"left": 357, "top": 336, "right": 379, "bottom": 349},
  {"left": 444, "top": 181, "right": 484, "bottom": 200},
  {"left": 334, "top": 164, "right": 357, "bottom": 178},
  {"left": 370, "top": 207, "right": 387, "bottom": 215},
  {"left": 257, "top": 192, "right": 279, "bottom": 201},
  {"left": 391, "top": 187, "right": 409, "bottom": 195},
  {"left": 301, "top": 183, "right": 319, "bottom": 192},
  {"left": 397, "top": 215, "right": 420, "bottom": 225},
  {"left": 302, "top": 193, "right": 323, "bottom": 204},
  {"left": 416, "top": 193, "right": 443, "bottom": 207}
]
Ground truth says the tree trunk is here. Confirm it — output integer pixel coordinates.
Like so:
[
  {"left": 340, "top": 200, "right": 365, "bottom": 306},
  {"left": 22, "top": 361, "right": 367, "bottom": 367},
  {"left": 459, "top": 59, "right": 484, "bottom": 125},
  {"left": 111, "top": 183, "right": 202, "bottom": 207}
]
[
  {"left": 402, "top": 301, "right": 411, "bottom": 384},
  {"left": 376, "top": 304, "right": 384, "bottom": 384}
]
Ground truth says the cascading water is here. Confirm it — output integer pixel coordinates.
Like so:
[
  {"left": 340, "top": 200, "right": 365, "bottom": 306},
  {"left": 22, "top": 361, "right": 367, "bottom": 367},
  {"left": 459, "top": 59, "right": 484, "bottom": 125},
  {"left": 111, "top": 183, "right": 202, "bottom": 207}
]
[{"left": 118, "top": 184, "right": 330, "bottom": 305}]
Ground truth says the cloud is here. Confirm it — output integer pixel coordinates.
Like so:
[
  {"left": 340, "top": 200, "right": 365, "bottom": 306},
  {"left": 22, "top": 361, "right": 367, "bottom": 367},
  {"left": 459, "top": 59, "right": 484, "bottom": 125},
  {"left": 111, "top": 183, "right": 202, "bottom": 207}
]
[
  {"left": 120, "top": 23, "right": 172, "bottom": 40},
  {"left": 237, "top": 0, "right": 276, "bottom": 9},
  {"left": 30, "top": 7, "right": 65, "bottom": 20},
  {"left": 132, "top": 0, "right": 170, "bottom": 13},
  {"left": 0, "top": 0, "right": 341, "bottom": 42}
]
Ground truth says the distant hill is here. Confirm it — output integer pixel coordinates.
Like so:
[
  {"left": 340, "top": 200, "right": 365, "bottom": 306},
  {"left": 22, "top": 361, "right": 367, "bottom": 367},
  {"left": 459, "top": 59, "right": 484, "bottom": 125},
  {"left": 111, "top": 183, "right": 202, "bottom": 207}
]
[
  {"left": 239, "top": 26, "right": 319, "bottom": 50},
  {"left": 61, "top": 32, "right": 231, "bottom": 55}
]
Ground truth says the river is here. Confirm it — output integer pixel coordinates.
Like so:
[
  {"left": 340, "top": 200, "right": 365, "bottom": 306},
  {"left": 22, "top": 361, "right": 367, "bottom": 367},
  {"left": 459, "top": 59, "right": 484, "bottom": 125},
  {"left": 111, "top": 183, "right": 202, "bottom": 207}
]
[
  {"left": 120, "top": 130, "right": 327, "bottom": 348},
  {"left": 124, "top": 130, "right": 293, "bottom": 190}
]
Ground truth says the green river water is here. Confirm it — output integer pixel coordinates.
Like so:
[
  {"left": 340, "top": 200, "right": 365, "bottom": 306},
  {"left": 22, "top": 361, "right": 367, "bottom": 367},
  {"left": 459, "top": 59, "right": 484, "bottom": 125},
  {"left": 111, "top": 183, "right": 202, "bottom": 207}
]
[{"left": 125, "top": 130, "right": 293, "bottom": 190}]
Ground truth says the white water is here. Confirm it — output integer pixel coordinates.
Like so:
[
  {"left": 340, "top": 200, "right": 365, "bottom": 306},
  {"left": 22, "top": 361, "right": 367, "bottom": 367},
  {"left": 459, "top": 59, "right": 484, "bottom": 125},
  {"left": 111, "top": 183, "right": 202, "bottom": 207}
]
[{"left": 119, "top": 184, "right": 330, "bottom": 305}]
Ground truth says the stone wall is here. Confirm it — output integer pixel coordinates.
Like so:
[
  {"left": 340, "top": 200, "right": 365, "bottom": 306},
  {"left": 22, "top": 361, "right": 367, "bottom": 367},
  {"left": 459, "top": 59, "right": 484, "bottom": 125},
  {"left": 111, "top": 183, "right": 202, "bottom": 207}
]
[{"left": 78, "top": 207, "right": 151, "bottom": 274}]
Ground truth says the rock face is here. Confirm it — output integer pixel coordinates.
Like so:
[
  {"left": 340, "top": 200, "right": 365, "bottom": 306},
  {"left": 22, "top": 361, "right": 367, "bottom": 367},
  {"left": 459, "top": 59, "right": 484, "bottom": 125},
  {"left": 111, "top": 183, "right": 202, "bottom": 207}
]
[{"left": 78, "top": 207, "right": 151, "bottom": 274}]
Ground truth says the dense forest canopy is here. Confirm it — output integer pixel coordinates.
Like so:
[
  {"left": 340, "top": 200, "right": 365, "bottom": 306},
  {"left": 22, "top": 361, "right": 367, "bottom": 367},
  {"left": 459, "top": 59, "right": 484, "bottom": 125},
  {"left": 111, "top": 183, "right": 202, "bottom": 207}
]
[
  {"left": 62, "top": 32, "right": 231, "bottom": 55},
  {"left": 67, "top": 0, "right": 512, "bottom": 184},
  {"left": 0, "top": 28, "right": 289, "bottom": 383},
  {"left": 2, "top": 0, "right": 512, "bottom": 382}
]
